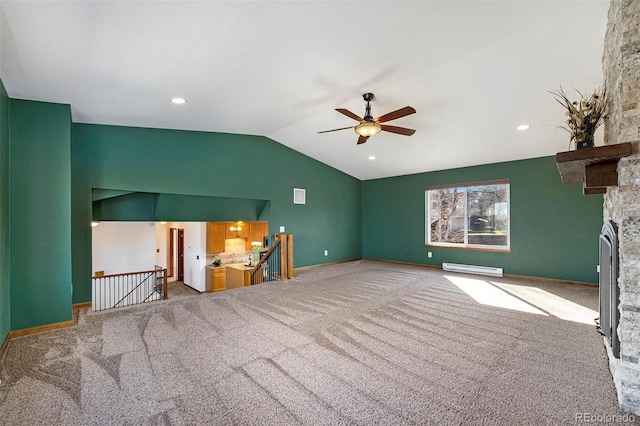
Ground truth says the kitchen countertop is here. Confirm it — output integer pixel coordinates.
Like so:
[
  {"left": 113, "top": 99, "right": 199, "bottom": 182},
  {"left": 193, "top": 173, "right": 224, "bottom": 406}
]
[
  {"left": 227, "top": 263, "right": 255, "bottom": 271},
  {"left": 206, "top": 265, "right": 225, "bottom": 270},
  {"left": 206, "top": 263, "right": 254, "bottom": 271}
]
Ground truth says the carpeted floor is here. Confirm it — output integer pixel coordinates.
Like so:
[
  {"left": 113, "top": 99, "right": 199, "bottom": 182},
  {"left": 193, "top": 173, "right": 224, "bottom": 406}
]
[
  {"left": 166, "top": 281, "right": 201, "bottom": 300},
  {"left": 0, "top": 260, "right": 636, "bottom": 425}
]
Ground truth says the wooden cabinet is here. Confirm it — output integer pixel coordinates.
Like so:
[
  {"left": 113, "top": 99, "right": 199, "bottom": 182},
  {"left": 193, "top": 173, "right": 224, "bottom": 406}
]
[
  {"left": 209, "top": 221, "right": 269, "bottom": 252},
  {"left": 226, "top": 266, "right": 251, "bottom": 289},
  {"left": 206, "top": 222, "right": 226, "bottom": 254},
  {"left": 246, "top": 221, "right": 269, "bottom": 250},
  {"left": 226, "top": 266, "right": 242, "bottom": 289},
  {"left": 225, "top": 221, "right": 250, "bottom": 239},
  {"left": 210, "top": 268, "right": 226, "bottom": 292},
  {"left": 224, "top": 222, "right": 235, "bottom": 239}
]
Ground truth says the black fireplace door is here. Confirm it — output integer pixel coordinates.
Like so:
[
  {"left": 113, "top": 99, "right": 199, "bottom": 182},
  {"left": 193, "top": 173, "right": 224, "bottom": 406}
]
[{"left": 599, "top": 220, "right": 620, "bottom": 358}]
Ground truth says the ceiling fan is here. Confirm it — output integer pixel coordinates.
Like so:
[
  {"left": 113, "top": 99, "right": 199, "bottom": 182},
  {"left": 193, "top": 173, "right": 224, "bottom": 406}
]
[{"left": 318, "top": 93, "right": 416, "bottom": 145}]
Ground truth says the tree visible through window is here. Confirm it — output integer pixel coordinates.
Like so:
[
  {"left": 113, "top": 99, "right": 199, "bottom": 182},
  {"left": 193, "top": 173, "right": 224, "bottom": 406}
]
[{"left": 426, "top": 180, "right": 510, "bottom": 250}]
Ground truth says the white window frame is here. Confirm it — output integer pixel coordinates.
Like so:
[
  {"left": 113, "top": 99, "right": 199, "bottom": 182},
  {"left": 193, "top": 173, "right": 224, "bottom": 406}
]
[{"left": 425, "top": 180, "right": 510, "bottom": 251}]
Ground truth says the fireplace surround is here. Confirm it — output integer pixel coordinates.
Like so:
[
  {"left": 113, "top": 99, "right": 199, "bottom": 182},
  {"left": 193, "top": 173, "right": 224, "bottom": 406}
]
[{"left": 602, "top": 0, "right": 640, "bottom": 415}]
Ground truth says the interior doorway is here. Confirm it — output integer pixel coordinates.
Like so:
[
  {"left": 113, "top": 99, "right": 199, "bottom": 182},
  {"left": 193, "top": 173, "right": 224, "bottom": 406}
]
[{"left": 169, "top": 227, "right": 184, "bottom": 281}]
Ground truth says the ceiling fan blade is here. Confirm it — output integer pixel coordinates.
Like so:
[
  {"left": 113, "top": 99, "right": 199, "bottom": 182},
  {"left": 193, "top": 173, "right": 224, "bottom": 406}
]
[
  {"left": 380, "top": 124, "right": 416, "bottom": 136},
  {"left": 357, "top": 135, "right": 369, "bottom": 145},
  {"left": 375, "top": 106, "right": 416, "bottom": 123},
  {"left": 317, "top": 125, "right": 355, "bottom": 134},
  {"left": 336, "top": 108, "right": 364, "bottom": 122}
]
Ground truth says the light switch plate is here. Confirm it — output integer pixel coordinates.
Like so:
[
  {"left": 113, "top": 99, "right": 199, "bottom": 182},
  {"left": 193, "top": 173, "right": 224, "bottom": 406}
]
[{"left": 280, "top": 226, "right": 285, "bottom": 232}]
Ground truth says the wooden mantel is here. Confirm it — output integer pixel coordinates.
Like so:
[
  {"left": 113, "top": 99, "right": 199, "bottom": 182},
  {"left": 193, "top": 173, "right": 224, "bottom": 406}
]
[{"left": 556, "top": 143, "right": 633, "bottom": 195}]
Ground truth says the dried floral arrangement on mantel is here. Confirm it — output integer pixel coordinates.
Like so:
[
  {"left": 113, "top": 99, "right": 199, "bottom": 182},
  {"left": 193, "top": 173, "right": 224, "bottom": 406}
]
[{"left": 550, "top": 86, "right": 606, "bottom": 150}]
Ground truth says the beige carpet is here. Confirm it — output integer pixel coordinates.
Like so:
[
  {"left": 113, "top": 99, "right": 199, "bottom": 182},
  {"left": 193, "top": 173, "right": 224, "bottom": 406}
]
[
  {"left": 0, "top": 260, "right": 636, "bottom": 425},
  {"left": 166, "top": 281, "right": 201, "bottom": 300}
]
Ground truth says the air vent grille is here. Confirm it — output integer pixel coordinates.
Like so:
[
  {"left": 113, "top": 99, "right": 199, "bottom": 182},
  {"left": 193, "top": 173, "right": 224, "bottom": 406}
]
[{"left": 293, "top": 188, "right": 306, "bottom": 204}]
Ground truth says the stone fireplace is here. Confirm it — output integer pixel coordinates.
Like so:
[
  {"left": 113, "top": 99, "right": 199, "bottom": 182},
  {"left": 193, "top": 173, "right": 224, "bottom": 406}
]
[{"left": 602, "top": 0, "right": 640, "bottom": 415}]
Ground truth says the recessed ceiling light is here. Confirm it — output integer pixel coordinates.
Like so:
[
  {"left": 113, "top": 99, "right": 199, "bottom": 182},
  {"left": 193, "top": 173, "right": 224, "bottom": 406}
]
[
  {"left": 171, "top": 97, "right": 186, "bottom": 104},
  {"left": 517, "top": 124, "right": 530, "bottom": 131},
  {"left": 368, "top": 155, "right": 376, "bottom": 160}
]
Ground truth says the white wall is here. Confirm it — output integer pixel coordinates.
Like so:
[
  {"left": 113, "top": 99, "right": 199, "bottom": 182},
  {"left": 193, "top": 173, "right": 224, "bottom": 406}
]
[
  {"left": 92, "top": 221, "right": 208, "bottom": 291},
  {"left": 92, "top": 222, "right": 157, "bottom": 275},
  {"left": 180, "top": 221, "right": 207, "bottom": 292},
  {"left": 155, "top": 223, "right": 168, "bottom": 269}
]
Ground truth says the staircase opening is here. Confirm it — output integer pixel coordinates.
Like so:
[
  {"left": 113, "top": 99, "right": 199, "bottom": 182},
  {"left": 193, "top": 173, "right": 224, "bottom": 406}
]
[{"left": 250, "top": 233, "right": 294, "bottom": 285}]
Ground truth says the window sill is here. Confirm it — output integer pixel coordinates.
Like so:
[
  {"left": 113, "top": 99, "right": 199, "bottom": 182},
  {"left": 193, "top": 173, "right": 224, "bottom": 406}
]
[{"left": 426, "top": 244, "right": 511, "bottom": 253}]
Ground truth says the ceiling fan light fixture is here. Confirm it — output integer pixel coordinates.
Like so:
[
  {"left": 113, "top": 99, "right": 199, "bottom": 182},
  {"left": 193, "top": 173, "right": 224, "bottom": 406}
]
[
  {"left": 355, "top": 122, "right": 381, "bottom": 137},
  {"left": 319, "top": 93, "right": 415, "bottom": 144}
]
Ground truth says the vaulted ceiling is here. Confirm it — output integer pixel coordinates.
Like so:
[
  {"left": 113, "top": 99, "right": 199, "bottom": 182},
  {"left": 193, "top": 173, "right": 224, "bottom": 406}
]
[{"left": 0, "top": 1, "right": 609, "bottom": 180}]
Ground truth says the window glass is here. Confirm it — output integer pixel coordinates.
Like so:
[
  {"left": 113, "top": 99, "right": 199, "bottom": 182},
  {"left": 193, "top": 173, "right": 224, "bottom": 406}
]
[
  {"left": 429, "top": 187, "right": 465, "bottom": 245},
  {"left": 426, "top": 181, "right": 509, "bottom": 250}
]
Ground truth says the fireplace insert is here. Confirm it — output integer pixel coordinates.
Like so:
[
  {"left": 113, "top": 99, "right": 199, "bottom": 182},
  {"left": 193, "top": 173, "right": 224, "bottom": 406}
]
[{"left": 598, "top": 220, "right": 620, "bottom": 358}]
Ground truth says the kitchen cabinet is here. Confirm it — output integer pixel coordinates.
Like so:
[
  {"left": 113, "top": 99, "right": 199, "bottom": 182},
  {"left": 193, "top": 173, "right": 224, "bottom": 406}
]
[
  {"left": 209, "top": 221, "right": 269, "bottom": 252},
  {"left": 206, "top": 222, "right": 226, "bottom": 254},
  {"left": 212, "top": 268, "right": 226, "bottom": 292},
  {"left": 225, "top": 221, "right": 250, "bottom": 239},
  {"left": 226, "top": 265, "right": 251, "bottom": 289},
  {"left": 246, "top": 221, "right": 269, "bottom": 250}
]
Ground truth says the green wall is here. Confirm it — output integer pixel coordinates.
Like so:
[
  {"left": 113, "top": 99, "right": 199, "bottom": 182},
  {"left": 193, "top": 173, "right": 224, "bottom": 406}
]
[
  {"left": 362, "top": 156, "right": 603, "bottom": 283},
  {"left": 71, "top": 123, "right": 362, "bottom": 304},
  {"left": 0, "top": 80, "right": 10, "bottom": 342},
  {"left": 152, "top": 194, "right": 269, "bottom": 222},
  {"left": 0, "top": 93, "right": 604, "bottom": 338},
  {"left": 92, "top": 192, "right": 269, "bottom": 222},
  {"left": 10, "top": 99, "right": 72, "bottom": 329}
]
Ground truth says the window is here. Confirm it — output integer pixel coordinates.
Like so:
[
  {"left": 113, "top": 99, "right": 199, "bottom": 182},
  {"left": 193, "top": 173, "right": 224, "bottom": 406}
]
[{"left": 426, "top": 180, "right": 510, "bottom": 250}]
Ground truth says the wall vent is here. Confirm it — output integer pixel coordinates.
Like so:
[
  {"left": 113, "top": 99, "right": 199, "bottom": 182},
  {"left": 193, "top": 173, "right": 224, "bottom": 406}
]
[
  {"left": 293, "top": 188, "right": 306, "bottom": 204},
  {"left": 442, "top": 262, "right": 503, "bottom": 277}
]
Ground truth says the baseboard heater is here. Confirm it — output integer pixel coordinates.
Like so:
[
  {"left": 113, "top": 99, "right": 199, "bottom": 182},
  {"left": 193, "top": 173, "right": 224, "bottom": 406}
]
[{"left": 442, "top": 262, "right": 503, "bottom": 277}]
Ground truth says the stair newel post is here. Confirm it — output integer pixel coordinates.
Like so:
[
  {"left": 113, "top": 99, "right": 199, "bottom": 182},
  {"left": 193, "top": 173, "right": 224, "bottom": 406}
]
[
  {"left": 163, "top": 268, "right": 168, "bottom": 300},
  {"left": 286, "top": 234, "right": 294, "bottom": 279},
  {"left": 280, "top": 233, "right": 288, "bottom": 280}
]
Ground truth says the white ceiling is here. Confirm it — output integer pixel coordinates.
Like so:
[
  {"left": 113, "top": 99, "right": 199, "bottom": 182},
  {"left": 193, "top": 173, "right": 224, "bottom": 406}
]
[{"left": 0, "top": 1, "right": 609, "bottom": 180}]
